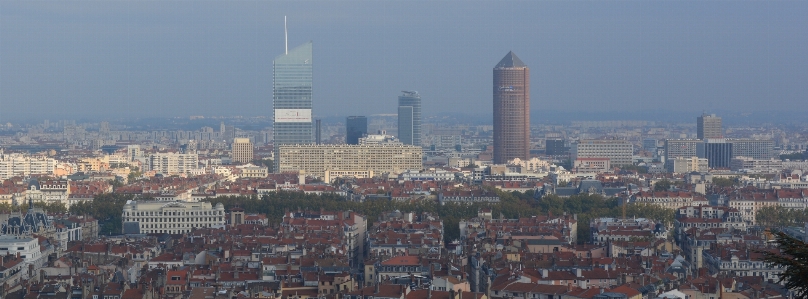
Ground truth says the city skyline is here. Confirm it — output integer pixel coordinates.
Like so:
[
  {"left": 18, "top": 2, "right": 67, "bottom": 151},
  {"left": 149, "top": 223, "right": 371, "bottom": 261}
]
[{"left": 2, "top": 1, "right": 808, "bottom": 122}]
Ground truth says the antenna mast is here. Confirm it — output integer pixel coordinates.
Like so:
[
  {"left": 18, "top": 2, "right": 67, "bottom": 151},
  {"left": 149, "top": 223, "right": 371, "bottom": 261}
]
[{"left": 284, "top": 16, "right": 288, "bottom": 55}]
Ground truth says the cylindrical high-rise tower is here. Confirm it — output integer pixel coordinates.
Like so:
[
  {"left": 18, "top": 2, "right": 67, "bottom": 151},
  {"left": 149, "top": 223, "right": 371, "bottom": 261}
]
[{"left": 493, "top": 51, "right": 530, "bottom": 164}]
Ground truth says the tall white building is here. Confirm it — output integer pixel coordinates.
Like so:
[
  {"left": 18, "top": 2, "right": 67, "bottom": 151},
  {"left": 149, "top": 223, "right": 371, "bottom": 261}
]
[
  {"left": 147, "top": 153, "right": 199, "bottom": 175},
  {"left": 121, "top": 200, "right": 225, "bottom": 234},
  {"left": 571, "top": 140, "right": 633, "bottom": 166},
  {"left": 231, "top": 138, "right": 253, "bottom": 164},
  {"left": 0, "top": 153, "right": 58, "bottom": 180}
]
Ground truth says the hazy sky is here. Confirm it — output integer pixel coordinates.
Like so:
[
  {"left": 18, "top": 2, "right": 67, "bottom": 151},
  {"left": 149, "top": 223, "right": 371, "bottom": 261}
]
[{"left": 1, "top": 1, "right": 807, "bottom": 122}]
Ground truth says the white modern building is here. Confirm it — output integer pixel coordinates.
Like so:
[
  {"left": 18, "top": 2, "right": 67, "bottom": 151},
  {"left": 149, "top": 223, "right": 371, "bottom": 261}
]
[
  {"left": 0, "top": 236, "right": 44, "bottom": 266},
  {"left": 0, "top": 153, "right": 58, "bottom": 180},
  {"left": 358, "top": 134, "right": 403, "bottom": 145},
  {"left": 730, "top": 156, "right": 782, "bottom": 173},
  {"left": 572, "top": 140, "right": 633, "bottom": 166},
  {"left": 147, "top": 152, "right": 199, "bottom": 175},
  {"left": 277, "top": 144, "right": 422, "bottom": 180},
  {"left": 122, "top": 200, "right": 225, "bottom": 234}
]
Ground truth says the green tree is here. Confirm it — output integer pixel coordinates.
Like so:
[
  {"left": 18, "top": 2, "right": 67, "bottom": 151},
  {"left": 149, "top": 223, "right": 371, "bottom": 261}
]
[
  {"left": 760, "top": 231, "right": 808, "bottom": 299},
  {"left": 34, "top": 202, "right": 67, "bottom": 214},
  {"left": 108, "top": 179, "right": 124, "bottom": 190},
  {"left": 0, "top": 203, "right": 13, "bottom": 213},
  {"left": 712, "top": 177, "right": 736, "bottom": 187},
  {"left": 70, "top": 193, "right": 135, "bottom": 235},
  {"left": 620, "top": 165, "right": 648, "bottom": 174},
  {"left": 654, "top": 180, "right": 672, "bottom": 192},
  {"left": 127, "top": 167, "right": 142, "bottom": 183},
  {"left": 252, "top": 159, "right": 273, "bottom": 170}
]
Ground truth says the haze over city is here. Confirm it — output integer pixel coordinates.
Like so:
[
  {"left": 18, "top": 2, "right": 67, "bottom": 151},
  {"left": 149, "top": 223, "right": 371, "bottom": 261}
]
[{"left": 2, "top": 1, "right": 807, "bottom": 123}]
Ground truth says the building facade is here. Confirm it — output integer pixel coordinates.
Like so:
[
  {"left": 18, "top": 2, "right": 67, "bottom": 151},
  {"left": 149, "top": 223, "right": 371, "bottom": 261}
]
[
  {"left": 664, "top": 139, "right": 701, "bottom": 166},
  {"left": 277, "top": 144, "right": 423, "bottom": 180},
  {"left": 729, "top": 139, "right": 774, "bottom": 160},
  {"left": 0, "top": 153, "right": 58, "bottom": 180},
  {"left": 545, "top": 139, "right": 568, "bottom": 156},
  {"left": 730, "top": 157, "right": 782, "bottom": 172},
  {"left": 231, "top": 138, "right": 253, "bottom": 164},
  {"left": 697, "top": 113, "right": 722, "bottom": 139},
  {"left": 346, "top": 116, "right": 368, "bottom": 145},
  {"left": 670, "top": 157, "right": 709, "bottom": 174},
  {"left": 273, "top": 41, "right": 313, "bottom": 171},
  {"left": 493, "top": 51, "right": 530, "bottom": 164},
  {"left": 698, "top": 139, "right": 733, "bottom": 169},
  {"left": 572, "top": 140, "right": 633, "bottom": 166},
  {"left": 121, "top": 200, "right": 225, "bottom": 234},
  {"left": 397, "top": 91, "right": 422, "bottom": 146},
  {"left": 147, "top": 152, "right": 199, "bottom": 175}
]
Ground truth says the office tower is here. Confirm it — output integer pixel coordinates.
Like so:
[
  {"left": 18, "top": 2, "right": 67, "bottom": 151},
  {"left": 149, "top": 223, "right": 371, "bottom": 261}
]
[
  {"left": 231, "top": 138, "right": 253, "bottom": 164},
  {"left": 273, "top": 41, "right": 313, "bottom": 171},
  {"left": 545, "top": 139, "right": 568, "bottom": 156},
  {"left": 315, "top": 119, "right": 322, "bottom": 144},
  {"left": 697, "top": 113, "right": 722, "bottom": 139},
  {"left": 346, "top": 116, "right": 368, "bottom": 145},
  {"left": 571, "top": 140, "right": 634, "bottom": 166},
  {"left": 147, "top": 152, "right": 199, "bottom": 175},
  {"left": 698, "top": 139, "right": 733, "bottom": 169},
  {"left": 493, "top": 51, "right": 530, "bottom": 164},
  {"left": 398, "top": 91, "right": 422, "bottom": 146}
]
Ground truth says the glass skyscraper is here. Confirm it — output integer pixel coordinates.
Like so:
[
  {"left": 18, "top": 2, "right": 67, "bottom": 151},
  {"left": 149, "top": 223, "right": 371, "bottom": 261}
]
[
  {"left": 273, "top": 42, "right": 313, "bottom": 171},
  {"left": 398, "top": 91, "right": 421, "bottom": 146},
  {"left": 346, "top": 116, "right": 368, "bottom": 145}
]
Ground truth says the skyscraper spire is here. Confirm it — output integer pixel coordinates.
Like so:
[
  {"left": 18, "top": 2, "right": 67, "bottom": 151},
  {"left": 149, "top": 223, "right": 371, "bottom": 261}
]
[{"left": 284, "top": 16, "right": 288, "bottom": 55}]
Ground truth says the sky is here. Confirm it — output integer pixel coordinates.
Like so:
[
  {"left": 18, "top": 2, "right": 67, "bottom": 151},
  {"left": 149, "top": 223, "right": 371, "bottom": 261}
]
[{"left": 1, "top": 1, "right": 807, "bottom": 123}]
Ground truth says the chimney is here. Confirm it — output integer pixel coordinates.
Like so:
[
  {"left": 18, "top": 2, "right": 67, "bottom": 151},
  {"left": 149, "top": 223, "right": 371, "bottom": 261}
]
[{"left": 575, "top": 268, "right": 582, "bottom": 278}]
